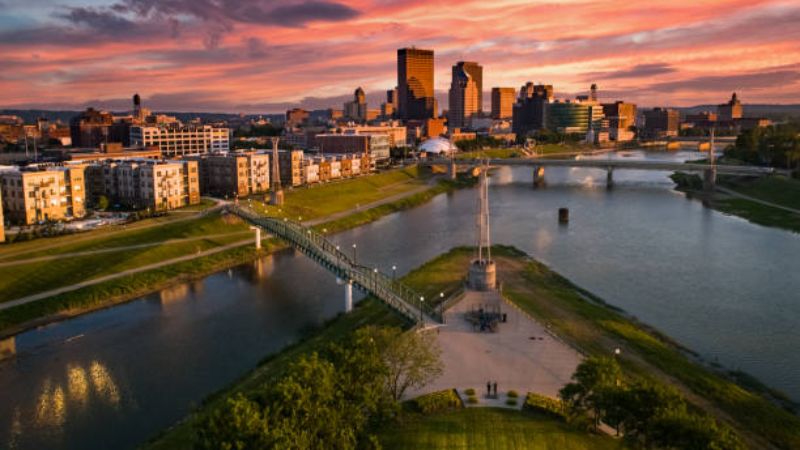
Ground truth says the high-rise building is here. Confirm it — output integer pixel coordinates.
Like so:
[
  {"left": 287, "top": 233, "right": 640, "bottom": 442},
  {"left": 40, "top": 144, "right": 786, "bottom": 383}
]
[
  {"left": 0, "top": 165, "right": 86, "bottom": 224},
  {"left": 718, "top": 92, "right": 743, "bottom": 122},
  {"left": 70, "top": 108, "right": 115, "bottom": 148},
  {"left": 448, "top": 62, "right": 481, "bottom": 129},
  {"left": 491, "top": 87, "right": 516, "bottom": 119},
  {"left": 130, "top": 125, "right": 230, "bottom": 156},
  {"left": 643, "top": 108, "right": 680, "bottom": 138},
  {"left": 344, "top": 87, "right": 368, "bottom": 122},
  {"left": 512, "top": 82, "right": 553, "bottom": 139},
  {"left": 546, "top": 101, "right": 605, "bottom": 134},
  {"left": 397, "top": 47, "right": 436, "bottom": 120},
  {"left": 602, "top": 101, "right": 637, "bottom": 141},
  {"left": 458, "top": 61, "right": 483, "bottom": 114}
]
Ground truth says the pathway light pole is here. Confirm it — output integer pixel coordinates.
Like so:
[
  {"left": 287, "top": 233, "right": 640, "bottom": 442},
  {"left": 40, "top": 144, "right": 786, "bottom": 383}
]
[
  {"left": 419, "top": 296, "right": 424, "bottom": 323},
  {"left": 392, "top": 265, "right": 397, "bottom": 281},
  {"left": 352, "top": 243, "right": 357, "bottom": 265}
]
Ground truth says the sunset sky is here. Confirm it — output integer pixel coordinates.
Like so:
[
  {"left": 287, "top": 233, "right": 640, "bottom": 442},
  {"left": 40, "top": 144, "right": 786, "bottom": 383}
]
[{"left": 2, "top": 0, "right": 799, "bottom": 113}]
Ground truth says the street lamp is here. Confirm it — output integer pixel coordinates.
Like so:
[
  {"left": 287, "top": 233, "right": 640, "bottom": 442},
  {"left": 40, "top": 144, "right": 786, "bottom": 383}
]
[
  {"left": 440, "top": 292, "right": 445, "bottom": 322},
  {"left": 419, "top": 296, "right": 424, "bottom": 323},
  {"left": 392, "top": 265, "right": 397, "bottom": 280},
  {"left": 352, "top": 243, "right": 357, "bottom": 265}
]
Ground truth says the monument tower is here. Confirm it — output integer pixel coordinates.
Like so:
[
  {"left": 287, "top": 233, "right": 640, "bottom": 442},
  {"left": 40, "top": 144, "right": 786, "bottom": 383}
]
[
  {"left": 468, "top": 164, "right": 497, "bottom": 290},
  {"left": 269, "top": 137, "right": 284, "bottom": 206}
]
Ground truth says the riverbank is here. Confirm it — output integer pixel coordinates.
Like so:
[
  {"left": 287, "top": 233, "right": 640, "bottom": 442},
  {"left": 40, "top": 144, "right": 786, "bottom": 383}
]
[
  {"left": 143, "top": 245, "right": 800, "bottom": 449},
  {"left": 0, "top": 166, "right": 473, "bottom": 338},
  {"left": 672, "top": 173, "right": 800, "bottom": 233}
]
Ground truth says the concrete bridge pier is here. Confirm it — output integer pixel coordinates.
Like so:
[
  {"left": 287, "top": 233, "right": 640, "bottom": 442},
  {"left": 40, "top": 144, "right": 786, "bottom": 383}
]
[
  {"left": 703, "top": 167, "right": 717, "bottom": 192},
  {"left": 344, "top": 280, "right": 353, "bottom": 313},
  {"left": 532, "top": 166, "right": 546, "bottom": 188},
  {"left": 448, "top": 159, "right": 457, "bottom": 180},
  {"left": 250, "top": 226, "right": 261, "bottom": 249},
  {"left": 606, "top": 167, "right": 614, "bottom": 189}
]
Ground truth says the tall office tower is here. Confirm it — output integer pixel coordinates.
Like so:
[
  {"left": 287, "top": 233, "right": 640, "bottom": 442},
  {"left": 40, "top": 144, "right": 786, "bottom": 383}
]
[
  {"left": 491, "top": 87, "right": 516, "bottom": 119},
  {"left": 512, "top": 82, "right": 554, "bottom": 138},
  {"left": 344, "top": 87, "right": 368, "bottom": 122},
  {"left": 590, "top": 84, "right": 598, "bottom": 102},
  {"left": 448, "top": 62, "right": 481, "bottom": 129},
  {"left": 457, "top": 61, "right": 483, "bottom": 114},
  {"left": 397, "top": 47, "right": 436, "bottom": 120},
  {"left": 718, "top": 92, "right": 743, "bottom": 121}
]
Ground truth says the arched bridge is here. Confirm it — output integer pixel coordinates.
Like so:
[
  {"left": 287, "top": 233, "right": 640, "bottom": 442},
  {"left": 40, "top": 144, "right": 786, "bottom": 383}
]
[{"left": 228, "top": 205, "right": 440, "bottom": 326}]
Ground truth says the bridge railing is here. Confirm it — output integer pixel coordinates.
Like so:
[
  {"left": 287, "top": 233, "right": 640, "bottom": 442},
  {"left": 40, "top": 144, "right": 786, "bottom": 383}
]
[{"left": 228, "top": 205, "right": 439, "bottom": 324}]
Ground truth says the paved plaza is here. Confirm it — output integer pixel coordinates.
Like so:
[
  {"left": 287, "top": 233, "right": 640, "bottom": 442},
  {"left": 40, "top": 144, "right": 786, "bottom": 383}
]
[{"left": 409, "top": 290, "right": 582, "bottom": 407}]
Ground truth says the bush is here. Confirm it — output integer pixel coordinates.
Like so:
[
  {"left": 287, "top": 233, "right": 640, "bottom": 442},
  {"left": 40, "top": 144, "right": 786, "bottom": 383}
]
[
  {"left": 412, "top": 389, "right": 463, "bottom": 414},
  {"left": 507, "top": 390, "right": 519, "bottom": 398},
  {"left": 467, "top": 396, "right": 478, "bottom": 405},
  {"left": 464, "top": 388, "right": 476, "bottom": 396},
  {"left": 506, "top": 398, "right": 518, "bottom": 406},
  {"left": 524, "top": 393, "right": 565, "bottom": 420}
]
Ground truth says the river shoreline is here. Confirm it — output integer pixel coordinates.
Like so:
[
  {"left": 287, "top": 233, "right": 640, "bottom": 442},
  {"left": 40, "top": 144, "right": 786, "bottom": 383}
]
[
  {"left": 143, "top": 245, "right": 800, "bottom": 450},
  {"left": 0, "top": 175, "right": 471, "bottom": 341}
]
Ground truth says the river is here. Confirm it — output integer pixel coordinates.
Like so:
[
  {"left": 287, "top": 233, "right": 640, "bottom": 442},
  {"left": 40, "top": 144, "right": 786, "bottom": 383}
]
[{"left": 1, "top": 149, "right": 799, "bottom": 450}]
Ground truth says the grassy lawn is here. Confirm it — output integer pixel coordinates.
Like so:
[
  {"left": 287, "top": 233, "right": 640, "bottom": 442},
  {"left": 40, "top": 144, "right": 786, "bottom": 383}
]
[
  {"left": 0, "top": 214, "right": 252, "bottom": 303},
  {"left": 0, "top": 213, "right": 245, "bottom": 262},
  {"left": 715, "top": 197, "right": 800, "bottom": 233},
  {"left": 379, "top": 408, "right": 624, "bottom": 450},
  {"left": 457, "top": 148, "right": 524, "bottom": 159},
  {"left": 251, "top": 166, "right": 430, "bottom": 221},
  {"left": 0, "top": 243, "right": 266, "bottom": 334},
  {"left": 721, "top": 175, "right": 800, "bottom": 210}
]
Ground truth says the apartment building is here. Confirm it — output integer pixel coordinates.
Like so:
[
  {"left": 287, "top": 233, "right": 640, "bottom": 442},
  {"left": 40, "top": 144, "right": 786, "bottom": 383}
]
[
  {"left": 85, "top": 160, "right": 200, "bottom": 211},
  {"left": 275, "top": 150, "right": 304, "bottom": 187},
  {"left": 0, "top": 165, "right": 86, "bottom": 224},
  {"left": 315, "top": 133, "right": 390, "bottom": 167},
  {"left": 194, "top": 152, "right": 270, "bottom": 197},
  {"left": 130, "top": 125, "right": 230, "bottom": 157}
]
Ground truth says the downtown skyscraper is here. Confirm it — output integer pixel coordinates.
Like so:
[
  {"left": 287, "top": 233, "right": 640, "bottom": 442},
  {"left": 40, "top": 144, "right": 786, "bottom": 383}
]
[
  {"left": 397, "top": 48, "right": 436, "bottom": 121},
  {"left": 448, "top": 61, "right": 482, "bottom": 129}
]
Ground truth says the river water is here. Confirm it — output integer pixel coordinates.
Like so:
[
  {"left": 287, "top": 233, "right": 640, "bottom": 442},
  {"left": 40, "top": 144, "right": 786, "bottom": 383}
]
[{"left": 1, "top": 149, "right": 799, "bottom": 450}]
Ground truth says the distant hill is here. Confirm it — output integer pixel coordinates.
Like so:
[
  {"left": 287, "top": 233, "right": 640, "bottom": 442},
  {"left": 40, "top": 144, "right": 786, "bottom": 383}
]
[
  {"left": 0, "top": 110, "right": 285, "bottom": 125},
  {"left": 675, "top": 104, "right": 800, "bottom": 120}
]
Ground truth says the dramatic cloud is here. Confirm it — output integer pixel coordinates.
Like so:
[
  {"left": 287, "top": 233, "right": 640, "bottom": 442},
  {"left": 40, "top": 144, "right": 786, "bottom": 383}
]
[{"left": 1, "top": 0, "right": 799, "bottom": 112}]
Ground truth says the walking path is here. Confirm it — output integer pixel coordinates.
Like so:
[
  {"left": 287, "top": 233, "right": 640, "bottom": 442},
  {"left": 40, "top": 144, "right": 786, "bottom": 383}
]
[
  {"left": 0, "top": 231, "right": 252, "bottom": 266},
  {"left": 716, "top": 186, "right": 800, "bottom": 215},
  {"left": 406, "top": 290, "right": 582, "bottom": 409},
  {"left": 0, "top": 238, "right": 255, "bottom": 312}
]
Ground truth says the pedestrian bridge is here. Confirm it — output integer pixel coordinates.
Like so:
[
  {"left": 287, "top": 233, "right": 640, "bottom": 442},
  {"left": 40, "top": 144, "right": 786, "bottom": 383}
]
[{"left": 228, "top": 205, "right": 439, "bottom": 326}]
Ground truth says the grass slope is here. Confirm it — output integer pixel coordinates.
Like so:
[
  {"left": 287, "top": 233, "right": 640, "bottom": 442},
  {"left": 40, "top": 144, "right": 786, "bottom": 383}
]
[{"left": 379, "top": 408, "right": 624, "bottom": 450}]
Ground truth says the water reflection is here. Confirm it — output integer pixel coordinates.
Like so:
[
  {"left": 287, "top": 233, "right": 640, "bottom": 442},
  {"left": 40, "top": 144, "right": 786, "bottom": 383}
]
[
  {"left": 16, "top": 360, "right": 123, "bottom": 445},
  {"left": 0, "top": 336, "right": 15, "bottom": 360}
]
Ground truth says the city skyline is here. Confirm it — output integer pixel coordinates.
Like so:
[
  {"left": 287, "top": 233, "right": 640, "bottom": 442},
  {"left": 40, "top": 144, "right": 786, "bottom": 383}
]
[{"left": 2, "top": 0, "right": 800, "bottom": 112}]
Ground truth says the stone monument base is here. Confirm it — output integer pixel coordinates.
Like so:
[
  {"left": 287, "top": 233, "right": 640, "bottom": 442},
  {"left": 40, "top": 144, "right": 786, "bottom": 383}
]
[{"left": 468, "top": 259, "right": 497, "bottom": 291}]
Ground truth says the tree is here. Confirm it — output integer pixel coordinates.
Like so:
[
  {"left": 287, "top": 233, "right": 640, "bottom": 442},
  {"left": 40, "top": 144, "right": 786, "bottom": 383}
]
[
  {"left": 196, "top": 394, "right": 274, "bottom": 450},
  {"left": 649, "top": 410, "right": 744, "bottom": 450},
  {"left": 96, "top": 195, "right": 110, "bottom": 211},
  {"left": 559, "top": 357, "right": 621, "bottom": 429},
  {"left": 619, "top": 381, "right": 685, "bottom": 445},
  {"left": 352, "top": 326, "right": 443, "bottom": 401}
]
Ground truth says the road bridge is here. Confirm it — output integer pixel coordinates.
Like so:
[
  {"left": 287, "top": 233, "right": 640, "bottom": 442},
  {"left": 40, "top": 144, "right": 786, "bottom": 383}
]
[
  {"left": 229, "top": 205, "right": 440, "bottom": 326},
  {"left": 429, "top": 157, "right": 776, "bottom": 190}
]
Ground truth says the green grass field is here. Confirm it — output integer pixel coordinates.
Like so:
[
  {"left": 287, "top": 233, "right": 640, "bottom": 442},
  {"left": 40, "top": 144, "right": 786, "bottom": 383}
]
[
  {"left": 0, "top": 214, "right": 252, "bottom": 303},
  {"left": 722, "top": 175, "right": 800, "bottom": 210},
  {"left": 379, "top": 408, "right": 624, "bottom": 450},
  {"left": 252, "top": 166, "right": 430, "bottom": 221},
  {"left": 715, "top": 197, "right": 800, "bottom": 233},
  {"left": 456, "top": 148, "right": 524, "bottom": 159}
]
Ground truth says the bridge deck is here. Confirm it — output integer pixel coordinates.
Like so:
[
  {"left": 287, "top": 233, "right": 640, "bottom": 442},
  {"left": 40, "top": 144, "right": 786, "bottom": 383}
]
[
  {"left": 229, "top": 205, "right": 439, "bottom": 325},
  {"left": 440, "top": 158, "right": 775, "bottom": 176}
]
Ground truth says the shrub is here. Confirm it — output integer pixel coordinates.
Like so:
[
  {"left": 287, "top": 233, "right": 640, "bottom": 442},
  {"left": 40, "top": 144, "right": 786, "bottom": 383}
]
[
  {"left": 507, "top": 390, "right": 519, "bottom": 398},
  {"left": 464, "top": 388, "right": 476, "bottom": 396},
  {"left": 467, "top": 396, "right": 478, "bottom": 405},
  {"left": 506, "top": 398, "right": 518, "bottom": 406},
  {"left": 523, "top": 393, "right": 565, "bottom": 420},
  {"left": 412, "top": 389, "right": 463, "bottom": 414}
]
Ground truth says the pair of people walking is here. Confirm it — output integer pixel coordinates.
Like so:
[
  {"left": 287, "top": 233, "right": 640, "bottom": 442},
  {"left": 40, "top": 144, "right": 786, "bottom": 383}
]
[{"left": 486, "top": 380, "right": 498, "bottom": 398}]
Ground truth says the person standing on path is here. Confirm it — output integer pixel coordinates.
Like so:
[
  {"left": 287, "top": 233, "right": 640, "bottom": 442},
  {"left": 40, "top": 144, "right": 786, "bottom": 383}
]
[
  {"left": 492, "top": 381, "right": 497, "bottom": 398},
  {"left": 487, "top": 381, "right": 491, "bottom": 397}
]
